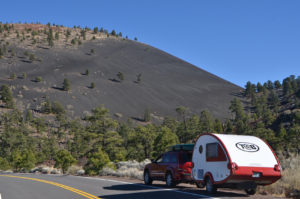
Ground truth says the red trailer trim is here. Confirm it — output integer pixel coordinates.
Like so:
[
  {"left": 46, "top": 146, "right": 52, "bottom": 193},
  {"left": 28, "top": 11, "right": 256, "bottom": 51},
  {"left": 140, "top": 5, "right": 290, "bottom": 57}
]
[{"left": 192, "top": 133, "right": 282, "bottom": 185}]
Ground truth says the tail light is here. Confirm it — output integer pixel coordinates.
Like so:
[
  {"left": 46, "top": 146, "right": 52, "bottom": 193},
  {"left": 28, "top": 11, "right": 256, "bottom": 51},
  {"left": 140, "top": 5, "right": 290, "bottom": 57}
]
[
  {"left": 274, "top": 164, "right": 281, "bottom": 172},
  {"left": 227, "top": 162, "right": 239, "bottom": 170},
  {"left": 183, "top": 162, "right": 194, "bottom": 168}
]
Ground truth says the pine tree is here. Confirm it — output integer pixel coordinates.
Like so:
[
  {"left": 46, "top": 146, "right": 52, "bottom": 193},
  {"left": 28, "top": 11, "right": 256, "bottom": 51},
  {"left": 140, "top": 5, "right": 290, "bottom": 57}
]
[
  {"left": 111, "top": 30, "right": 116, "bottom": 36},
  {"left": 35, "top": 76, "right": 42, "bottom": 82},
  {"left": 117, "top": 72, "right": 124, "bottom": 82},
  {"left": 274, "top": 80, "right": 281, "bottom": 89},
  {"left": 90, "top": 82, "right": 95, "bottom": 89},
  {"left": 43, "top": 98, "right": 52, "bottom": 114},
  {"left": 256, "top": 82, "right": 263, "bottom": 93},
  {"left": 230, "top": 98, "right": 245, "bottom": 121},
  {"left": 81, "top": 30, "right": 86, "bottom": 40},
  {"left": 55, "top": 32, "right": 59, "bottom": 40},
  {"left": 93, "top": 27, "right": 98, "bottom": 33},
  {"left": 283, "top": 79, "right": 292, "bottom": 95},
  {"left": 153, "top": 127, "right": 179, "bottom": 157},
  {"left": 144, "top": 108, "right": 151, "bottom": 122},
  {"left": 136, "top": 73, "right": 142, "bottom": 84},
  {"left": 0, "top": 84, "right": 15, "bottom": 108},
  {"left": 245, "top": 81, "right": 256, "bottom": 97},
  {"left": 214, "top": 119, "right": 223, "bottom": 133},
  {"left": 25, "top": 110, "right": 33, "bottom": 122},
  {"left": 199, "top": 110, "right": 214, "bottom": 133},
  {"left": 47, "top": 28, "right": 54, "bottom": 47},
  {"left": 84, "top": 148, "right": 110, "bottom": 175},
  {"left": 267, "top": 80, "right": 274, "bottom": 90},
  {"left": 63, "top": 78, "right": 70, "bottom": 91},
  {"left": 54, "top": 150, "right": 76, "bottom": 174},
  {"left": 11, "top": 73, "right": 16, "bottom": 79}
]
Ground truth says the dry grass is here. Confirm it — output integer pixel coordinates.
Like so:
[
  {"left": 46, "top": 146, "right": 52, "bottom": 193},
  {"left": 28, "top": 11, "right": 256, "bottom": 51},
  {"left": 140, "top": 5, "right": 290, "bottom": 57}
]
[
  {"left": 258, "top": 153, "right": 300, "bottom": 198},
  {"left": 99, "top": 159, "right": 151, "bottom": 180}
]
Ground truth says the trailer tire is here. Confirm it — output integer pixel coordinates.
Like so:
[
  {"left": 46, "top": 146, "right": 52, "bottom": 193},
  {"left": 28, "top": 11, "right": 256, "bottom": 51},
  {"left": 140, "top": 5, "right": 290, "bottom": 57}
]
[
  {"left": 144, "top": 170, "right": 153, "bottom": 185},
  {"left": 196, "top": 182, "right": 205, "bottom": 188},
  {"left": 165, "top": 172, "right": 176, "bottom": 187},
  {"left": 205, "top": 177, "right": 217, "bottom": 194},
  {"left": 245, "top": 188, "right": 256, "bottom": 195}
]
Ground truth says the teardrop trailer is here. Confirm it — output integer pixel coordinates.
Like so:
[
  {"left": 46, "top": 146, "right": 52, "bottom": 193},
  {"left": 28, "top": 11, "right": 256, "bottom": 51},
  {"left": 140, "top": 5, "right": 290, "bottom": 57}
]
[
  {"left": 144, "top": 133, "right": 282, "bottom": 195},
  {"left": 192, "top": 133, "right": 282, "bottom": 194}
]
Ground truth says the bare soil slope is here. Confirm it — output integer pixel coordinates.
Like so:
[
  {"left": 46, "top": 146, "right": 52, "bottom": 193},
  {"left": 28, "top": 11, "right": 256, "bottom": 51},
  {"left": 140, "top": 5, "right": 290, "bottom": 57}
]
[{"left": 0, "top": 24, "right": 242, "bottom": 121}]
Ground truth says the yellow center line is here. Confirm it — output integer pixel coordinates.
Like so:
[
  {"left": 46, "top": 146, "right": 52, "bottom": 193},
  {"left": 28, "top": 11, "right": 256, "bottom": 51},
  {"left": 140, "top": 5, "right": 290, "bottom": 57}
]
[{"left": 0, "top": 175, "right": 100, "bottom": 199}]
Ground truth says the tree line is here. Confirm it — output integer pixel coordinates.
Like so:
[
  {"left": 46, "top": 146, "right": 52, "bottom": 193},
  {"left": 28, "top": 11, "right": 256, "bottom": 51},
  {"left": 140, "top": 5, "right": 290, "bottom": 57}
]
[{"left": 0, "top": 75, "right": 299, "bottom": 174}]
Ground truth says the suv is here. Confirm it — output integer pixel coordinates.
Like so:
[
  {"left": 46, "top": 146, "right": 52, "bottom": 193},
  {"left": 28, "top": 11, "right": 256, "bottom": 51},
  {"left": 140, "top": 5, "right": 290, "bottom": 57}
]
[{"left": 144, "top": 144, "right": 194, "bottom": 187}]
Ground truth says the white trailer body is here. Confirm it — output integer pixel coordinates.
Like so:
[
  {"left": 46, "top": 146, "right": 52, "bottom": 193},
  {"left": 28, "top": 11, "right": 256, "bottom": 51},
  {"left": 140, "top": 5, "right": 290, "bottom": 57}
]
[{"left": 192, "top": 133, "right": 281, "bottom": 189}]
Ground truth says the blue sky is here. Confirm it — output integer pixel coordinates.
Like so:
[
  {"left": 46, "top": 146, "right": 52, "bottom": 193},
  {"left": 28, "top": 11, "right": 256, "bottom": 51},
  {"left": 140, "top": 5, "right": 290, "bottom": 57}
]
[{"left": 1, "top": 0, "right": 300, "bottom": 87}]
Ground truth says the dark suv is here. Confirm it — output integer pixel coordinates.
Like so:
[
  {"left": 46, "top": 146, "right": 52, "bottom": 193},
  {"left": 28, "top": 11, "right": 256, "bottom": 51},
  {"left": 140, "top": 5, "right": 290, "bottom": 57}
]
[{"left": 144, "top": 144, "right": 194, "bottom": 187}]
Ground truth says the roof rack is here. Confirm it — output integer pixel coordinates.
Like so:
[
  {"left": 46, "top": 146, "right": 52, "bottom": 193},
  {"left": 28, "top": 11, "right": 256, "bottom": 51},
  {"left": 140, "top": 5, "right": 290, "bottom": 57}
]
[{"left": 169, "top": 144, "right": 194, "bottom": 151}]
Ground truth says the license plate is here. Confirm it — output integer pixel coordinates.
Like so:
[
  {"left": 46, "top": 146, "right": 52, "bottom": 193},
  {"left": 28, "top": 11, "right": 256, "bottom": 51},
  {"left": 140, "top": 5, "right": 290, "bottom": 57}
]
[{"left": 252, "top": 172, "right": 261, "bottom": 178}]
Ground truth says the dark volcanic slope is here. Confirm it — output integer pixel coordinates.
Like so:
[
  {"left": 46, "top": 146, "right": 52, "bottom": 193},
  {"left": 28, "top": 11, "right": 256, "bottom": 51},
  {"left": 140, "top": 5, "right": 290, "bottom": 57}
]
[{"left": 0, "top": 37, "right": 242, "bottom": 120}]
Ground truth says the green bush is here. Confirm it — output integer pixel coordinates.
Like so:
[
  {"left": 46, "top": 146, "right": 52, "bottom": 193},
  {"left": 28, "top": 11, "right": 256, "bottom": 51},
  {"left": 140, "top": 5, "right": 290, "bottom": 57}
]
[
  {"left": 35, "top": 76, "right": 42, "bottom": 82},
  {"left": 0, "top": 84, "right": 15, "bottom": 108},
  {"left": 63, "top": 78, "right": 70, "bottom": 91},
  {"left": 84, "top": 148, "right": 110, "bottom": 175},
  {"left": 0, "top": 157, "right": 10, "bottom": 170},
  {"left": 54, "top": 150, "right": 76, "bottom": 173},
  {"left": 90, "top": 82, "right": 95, "bottom": 89},
  {"left": 52, "top": 101, "right": 65, "bottom": 115}
]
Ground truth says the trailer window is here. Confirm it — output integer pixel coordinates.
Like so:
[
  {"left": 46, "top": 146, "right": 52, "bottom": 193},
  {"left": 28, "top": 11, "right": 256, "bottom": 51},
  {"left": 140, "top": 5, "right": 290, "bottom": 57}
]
[{"left": 206, "top": 143, "right": 227, "bottom": 162}]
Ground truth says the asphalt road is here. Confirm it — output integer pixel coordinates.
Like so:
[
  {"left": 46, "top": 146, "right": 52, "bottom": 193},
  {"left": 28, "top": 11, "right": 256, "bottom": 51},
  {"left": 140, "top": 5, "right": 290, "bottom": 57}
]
[{"left": 0, "top": 174, "right": 283, "bottom": 199}]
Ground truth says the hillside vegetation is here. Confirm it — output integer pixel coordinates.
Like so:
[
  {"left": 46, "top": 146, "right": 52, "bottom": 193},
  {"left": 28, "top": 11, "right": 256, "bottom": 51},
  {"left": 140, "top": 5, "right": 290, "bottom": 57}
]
[
  {"left": 0, "top": 22, "right": 241, "bottom": 122},
  {"left": 0, "top": 75, "right": 299, "bottom": 172}
]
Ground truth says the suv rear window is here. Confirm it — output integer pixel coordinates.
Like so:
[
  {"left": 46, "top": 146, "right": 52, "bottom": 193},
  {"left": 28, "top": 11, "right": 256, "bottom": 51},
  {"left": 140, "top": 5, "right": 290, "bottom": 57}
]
[
  {"left": 163, "top": 153, "right": 178, "bottom": 163},
  {"left": 181, "top": 152, "right": 192, "bottom": 163}
]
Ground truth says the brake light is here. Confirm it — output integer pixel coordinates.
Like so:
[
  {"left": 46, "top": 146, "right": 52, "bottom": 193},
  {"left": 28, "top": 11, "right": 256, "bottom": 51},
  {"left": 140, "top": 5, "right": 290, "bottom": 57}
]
[
  {"left": 227, "top": 162, "right": 238, "bottom": 170},
  {"left": 274, "top": 164, "right": 281, "bottom": 172},
  {"left": 183, "top": 162, "right": 194, "bottom": 168}
]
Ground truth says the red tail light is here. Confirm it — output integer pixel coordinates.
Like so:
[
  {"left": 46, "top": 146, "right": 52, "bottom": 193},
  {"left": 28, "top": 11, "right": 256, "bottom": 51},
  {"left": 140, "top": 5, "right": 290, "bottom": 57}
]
[
  {"left": 227, "top": 162, "right": 238, "bottom": 170},
  {"left": 274, "top": 164, "right": 281, "bottom": 172},
  {"left": 184, "top": 162, "right": 194, "bottom": 168}
]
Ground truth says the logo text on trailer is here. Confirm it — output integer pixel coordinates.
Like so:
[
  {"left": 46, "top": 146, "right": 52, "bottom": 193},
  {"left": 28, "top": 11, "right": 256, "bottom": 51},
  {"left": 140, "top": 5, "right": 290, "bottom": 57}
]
[{"left": 236, "top": 142, "right": 259, "bottom": 152}]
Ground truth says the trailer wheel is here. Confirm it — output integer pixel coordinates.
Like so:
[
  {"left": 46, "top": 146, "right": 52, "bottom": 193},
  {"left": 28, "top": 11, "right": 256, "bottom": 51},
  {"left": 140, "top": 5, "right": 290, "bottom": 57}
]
[
  {"left": 144, "top": 170, "right": 153, "bottom": 185},
  {"left": 245, "top": 188, "right": 256, "bottom": 195},
  {"left": 165, "top": 172, "right": 176, "bottom": 187},
  {"left": 205, "top": 177, "right": 217, "bottom": 193},
  {"left": 196, "top": 182, "right": 205, "bottom": 188}
]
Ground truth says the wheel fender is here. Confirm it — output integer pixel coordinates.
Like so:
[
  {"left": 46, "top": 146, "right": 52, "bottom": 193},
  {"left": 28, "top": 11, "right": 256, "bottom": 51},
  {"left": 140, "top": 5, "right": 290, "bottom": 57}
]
[{"left": 204, "top": 172, "right": 215, "bottom": 184}]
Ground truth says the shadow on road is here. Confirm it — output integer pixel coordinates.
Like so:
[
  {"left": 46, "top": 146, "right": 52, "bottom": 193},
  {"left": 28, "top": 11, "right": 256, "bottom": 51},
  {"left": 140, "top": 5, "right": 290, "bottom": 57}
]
[{"left": 102, "top": 183, "right": 248, "bottom": 198}]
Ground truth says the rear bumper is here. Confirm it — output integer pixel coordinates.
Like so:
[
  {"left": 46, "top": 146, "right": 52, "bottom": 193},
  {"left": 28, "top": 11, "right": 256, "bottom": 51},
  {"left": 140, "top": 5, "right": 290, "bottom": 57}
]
[
  {"left": 229, "top": 166, "right": 282, "bottom": 185},
  {"left": 174, "top": 172, "right": 193, "bottom": 182}
]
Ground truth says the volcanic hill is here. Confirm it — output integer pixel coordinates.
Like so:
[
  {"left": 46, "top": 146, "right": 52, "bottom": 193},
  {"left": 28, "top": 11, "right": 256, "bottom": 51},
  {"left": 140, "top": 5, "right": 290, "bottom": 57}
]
[{"left": 0, "top": 23, "right": 242, "bottom": 121}]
